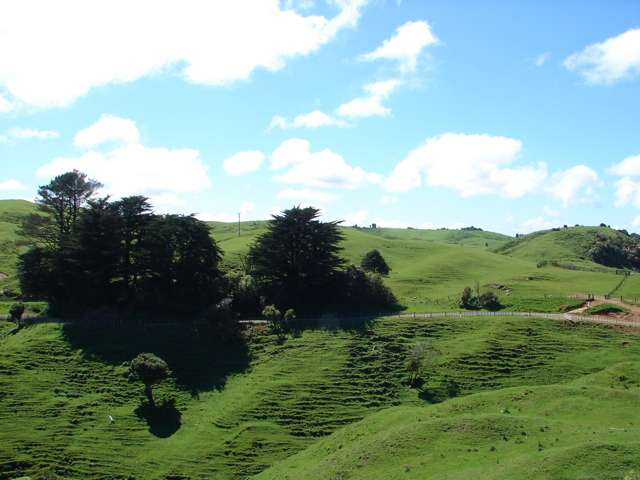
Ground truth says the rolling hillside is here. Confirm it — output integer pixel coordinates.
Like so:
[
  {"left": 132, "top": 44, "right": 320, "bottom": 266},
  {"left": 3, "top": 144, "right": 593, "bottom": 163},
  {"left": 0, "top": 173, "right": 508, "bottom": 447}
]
[
  {"left": 494, "top": 226, "right": 624, "bottom": 269},
  {"left": 2, "top": 315, "right": 639, "bottom": 479},
  {"left": 0, "top": 200, "right": 630, "bottom": 312}
]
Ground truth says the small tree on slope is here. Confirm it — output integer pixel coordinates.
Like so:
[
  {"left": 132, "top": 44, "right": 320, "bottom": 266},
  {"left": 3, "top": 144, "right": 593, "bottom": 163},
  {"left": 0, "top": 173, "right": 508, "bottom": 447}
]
[
  {"left": 129, "top": 353, "right": 171, "bottom": 406},
  {"left": 360, "top": 249, "right": 391, "bottom": 276}
]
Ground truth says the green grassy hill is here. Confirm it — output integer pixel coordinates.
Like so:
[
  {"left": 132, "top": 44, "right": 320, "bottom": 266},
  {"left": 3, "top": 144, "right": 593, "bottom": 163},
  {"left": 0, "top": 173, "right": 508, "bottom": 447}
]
[
  {"left": 0, "top": 200, "right": 627, "bottom": 313},
  {"left": 494, "top": 226, "right": 623, "bottom": 269},
  {"left": 1, "top": 315, "right": 639, "bottom": 479},
  {"left": 0, "top": 200, "right": 35, "bottom": 293}
]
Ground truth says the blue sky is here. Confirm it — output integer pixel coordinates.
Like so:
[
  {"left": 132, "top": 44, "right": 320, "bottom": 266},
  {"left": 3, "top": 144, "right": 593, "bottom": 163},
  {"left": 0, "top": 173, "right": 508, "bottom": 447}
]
[{"left": 1, "top": 0, "right": 639, "bottom": 235}]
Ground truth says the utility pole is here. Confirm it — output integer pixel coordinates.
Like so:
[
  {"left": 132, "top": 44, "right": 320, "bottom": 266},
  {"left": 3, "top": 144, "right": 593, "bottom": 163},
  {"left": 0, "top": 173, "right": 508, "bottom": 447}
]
[{"left": 238, "top": 212, "right": 241, "bottom": 237}]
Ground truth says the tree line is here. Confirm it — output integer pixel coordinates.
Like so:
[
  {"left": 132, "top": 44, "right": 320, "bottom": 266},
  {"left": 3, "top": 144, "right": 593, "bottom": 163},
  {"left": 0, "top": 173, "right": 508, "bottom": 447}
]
[{"left": 18, "top": 170, "right": 397, "bottom": 320}]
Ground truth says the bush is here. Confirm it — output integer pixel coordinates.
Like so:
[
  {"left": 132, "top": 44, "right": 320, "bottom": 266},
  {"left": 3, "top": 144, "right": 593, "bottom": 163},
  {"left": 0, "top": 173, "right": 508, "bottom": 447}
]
[
  {"left": 360, "top": 249, "right": 391, "bottom": 276},
  {"left": 335, "top": 265, "right": 397, "bottom": 312},
  {"left": 9, "top": 303, "right": 25, "bottom": 322},
  {"left": 478, "top": 291, "right": 502, "bottom": 310},
  {"left": 129, "top": 353, "right": 171, "bottom": 406},
  {"left": 459, "top": 287, "right": 502, "bottom": 310}
]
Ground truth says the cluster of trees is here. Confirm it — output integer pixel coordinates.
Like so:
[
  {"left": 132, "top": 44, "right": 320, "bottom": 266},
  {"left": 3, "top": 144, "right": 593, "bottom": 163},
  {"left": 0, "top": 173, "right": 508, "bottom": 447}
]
[
  {"left": 18, "top": 171, "right": 397, "bottom": 320},
  {"left": 459, "top": 285, "right": 501, "bottom": 310},
  {"left": 18, "top": 171, "right": 225, "bottom": 317},
  {"left": 589, "top": 233, "right": 640, "bottom": 269}
]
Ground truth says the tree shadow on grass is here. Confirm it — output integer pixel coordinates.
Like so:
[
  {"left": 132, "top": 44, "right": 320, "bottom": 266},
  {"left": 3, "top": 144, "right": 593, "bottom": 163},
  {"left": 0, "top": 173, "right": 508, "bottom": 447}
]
[
  {"left": 134, "top": 398, "right": 181, "bottom": 438},
  {"left": 62, "top": 322, "right": 250, "bottom": 397}
]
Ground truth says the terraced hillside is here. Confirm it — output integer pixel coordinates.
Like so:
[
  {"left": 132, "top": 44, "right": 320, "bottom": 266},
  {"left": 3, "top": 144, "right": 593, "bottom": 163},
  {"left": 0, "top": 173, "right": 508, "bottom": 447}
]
[{"left": 1, "top": 315, "right": 638, "bottom": 479}]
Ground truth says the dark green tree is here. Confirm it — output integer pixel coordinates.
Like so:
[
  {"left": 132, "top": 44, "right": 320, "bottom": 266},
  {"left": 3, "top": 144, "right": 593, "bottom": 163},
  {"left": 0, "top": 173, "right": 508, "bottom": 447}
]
[
  {"left": 112, "top": 196, "right": 153, "bottom": 305},
  {"left": 248, "top": 206, "right": 344, "bottom": 311},
  {"left": 360, "top": 249, "right": 391, "bottom": 275},
  {"left": 142, "top": 215, "right": 224, "bottom": 314},
  {"left": 20, "top": 170, "right": 102, "bottom": 249},
  {"left": 129, "top": 353, "right": 170, "bottom": 406}
]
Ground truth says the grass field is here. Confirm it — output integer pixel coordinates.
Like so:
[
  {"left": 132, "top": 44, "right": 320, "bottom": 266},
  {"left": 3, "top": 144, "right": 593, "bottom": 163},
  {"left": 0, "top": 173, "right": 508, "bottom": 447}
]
[{"left": 1, "top": 315, "right": 638, "bottom": 479}]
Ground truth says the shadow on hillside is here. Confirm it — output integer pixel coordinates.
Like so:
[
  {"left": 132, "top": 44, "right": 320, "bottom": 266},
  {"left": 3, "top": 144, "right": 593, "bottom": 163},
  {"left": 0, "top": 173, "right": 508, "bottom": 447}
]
[
  {"left": 292, "top": 305, "right": 406, "bottom": 334},
  {"left": 135, "top": 398, "right": 182, "bottom": 438},
  {"left": 62, "top": 322, "right": 250, "bottom": 397}
]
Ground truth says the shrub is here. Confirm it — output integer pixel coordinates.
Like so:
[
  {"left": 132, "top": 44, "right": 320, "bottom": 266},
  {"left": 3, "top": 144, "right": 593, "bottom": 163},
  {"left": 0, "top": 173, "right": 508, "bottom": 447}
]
[
  {"left": 336, "top": 265, "right": 397, "bottom": 312},
  {"left": 460, "top": 287, "right": 479, "bottom": 309},
  {"left": 129, "top": 353, "right": 171, "bottom": 406},
  {"left": 360, "top": 249, "right": 391, "bottom": 276},
  {"left": 263, "top": 305, "right": 286, "bottom": 337},
  {"left": 9, "top": 303, "right": 26, "bottom": 322},
  {"left": 478, "top": 291, "right": 502, "bottom": 310},
  {"left": 406, "top": 341, "right": 439, "bottom": 387}
]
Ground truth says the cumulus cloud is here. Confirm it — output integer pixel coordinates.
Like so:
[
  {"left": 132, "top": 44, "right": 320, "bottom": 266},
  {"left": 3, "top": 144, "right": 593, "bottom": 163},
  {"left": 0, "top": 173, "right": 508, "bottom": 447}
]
[
  {"left": 609, "top": 154, "right": 640, "bottom": 176},
  {"left": 37, "top": 116, "right": 210, "bottom": 206},
  {"left": 614, "top": 177, "right": 640, "bottom": 208},
  {"left": 270, "top": 138, "right": 382, "bottom": 189},
  {"left": 0, "top": 0, "right": 367, "bottom": 109},
  {"left": 609, "top": 154, "right": 640, "bottom": 208},
  {"left": 521, "top": 216, "right": 554, "bottom": 233},
  {"left": 268, "top": 110, "right": 349, "bottom": 130},
  {"left": 385, "top": 133, "right": 547, "bottom": 197},
  {"left": 564, "top": 28, "right": 640, "bottom": 84},
  {"left": 337, "top": 79, "right": 401, "bottom": 118},
  {"left": 547, "top": 165, "right": 599, "bottom": 207},
  {"left": 223, "top": 150, "right": 264, "bottom": 176},
  {"left": 0, "top": 179, "right": 26, "bottom": 191},
  {"left": 361, "top": 20, "right": 438, "bottom": 72},
  {"left": 276, "top": 188, "right": 338, "bottom": 203},
  {"left": 73, "top": 115, "right": 140, "bottom": 148}
]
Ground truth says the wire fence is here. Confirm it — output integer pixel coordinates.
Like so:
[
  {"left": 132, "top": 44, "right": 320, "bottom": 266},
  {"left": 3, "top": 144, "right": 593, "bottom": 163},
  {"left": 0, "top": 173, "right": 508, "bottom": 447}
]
[{"left": 5, "top": 309, "right": 640, "bottom": 331}]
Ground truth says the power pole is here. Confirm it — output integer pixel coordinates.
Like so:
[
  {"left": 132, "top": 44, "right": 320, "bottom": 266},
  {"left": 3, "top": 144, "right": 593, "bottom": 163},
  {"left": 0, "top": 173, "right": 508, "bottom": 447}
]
[{"left": 238, "top": 212, "right": 241, "bottom": 237}]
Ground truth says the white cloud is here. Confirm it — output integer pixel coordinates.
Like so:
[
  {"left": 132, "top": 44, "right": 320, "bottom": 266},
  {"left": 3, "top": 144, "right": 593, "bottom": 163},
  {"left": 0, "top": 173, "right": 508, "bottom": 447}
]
[
  {"left": 276, "top": 188, "right": 338, "bottom": 203},
  {"left": 0, "top": 94, "right": 13, "bottom": 112},
  {"left": 614, "top": 177, "right": 640, "bottom": 208},
  {"left": 385, "top": 133, "right": 547, "bottom": 197},
  {"left": 268, "top": 110, "right": 349, "bottom": 130},
  {"left": 270, "top": 138, "right": 382, "bottom": 189},
  {"left": 37, "top": 117, "right": 210, "bottom": 206},
  {"left": 535, "top": 52, "right": 551, "bottom": 66},
  {"left": 343, "top": 209, "right": 369, "bottom": 225},
  {"left": 337, "top": 79, "right": 401, "bottom": 118},
  {"left": 223, "top": 150, "right": 264, "bottom": 176},
  {"left": 0, "top": 179, "right": 26, "bottom": 191},
  {"left": 0, "top": 0, "right": 367, "bottom": 109},
  {"left": 74, "top": 115, "right": 140, "bottom": 148},
  {"left": 240, "top": 201, "right": 255, "bottom": 217},
  {"left": 198, "top": 201, "right": 257, "bottom": 222},
  {"left": 547, "top": 164, "right": 599, "bottom": 207},
  {"left": 609, "top": 154, "right": 640, "bottom": 208},
  {"left": 564, "top": 28, "right": 640, "bottom": 84},
  {"left": 521, "top": 216, "right": 553, "bottom": 233},
  {"left": 381, "top": 195, "right": 398, "bottom": 205},
  {"left": 632, "top": 216, "right": 640, "bottom": 228},
  {"left": 361, "top": 20, "right": 438, "bottom": 72},
  {"left": 8, "top": 128, "right": 59, "bottom": 140},
  {"left": 609, "top": 154, "right": 640, "bottom": 176}
]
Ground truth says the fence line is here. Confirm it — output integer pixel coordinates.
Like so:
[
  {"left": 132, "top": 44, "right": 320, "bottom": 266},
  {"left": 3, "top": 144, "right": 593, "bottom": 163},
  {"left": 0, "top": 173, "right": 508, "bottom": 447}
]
[{"left": 5, "top": 309, "right": 640, "bottom": 330}]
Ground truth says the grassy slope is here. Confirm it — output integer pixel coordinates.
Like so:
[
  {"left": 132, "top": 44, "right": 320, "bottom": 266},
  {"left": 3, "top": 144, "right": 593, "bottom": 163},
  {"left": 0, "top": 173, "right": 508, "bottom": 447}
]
[
  {"left": 495, "top": 226, "right": 622, "bottom": 268},
  {"left": 213, "top": 221, "right": 619, "bottom": 312},
  {"left": 257, "top": 366, "right": 640, "bottom": 480},
  {"left": 1, "top": 316, "right": 639, "bottom": 479},
  {"left": 0, "top": 200, "right": 35, "bottom": 286}
]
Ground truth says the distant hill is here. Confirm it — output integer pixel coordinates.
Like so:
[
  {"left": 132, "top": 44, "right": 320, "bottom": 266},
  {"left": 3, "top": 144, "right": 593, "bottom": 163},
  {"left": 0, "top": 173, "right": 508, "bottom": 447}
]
[{"left": 494, "top": 226, "right": 627, "bottom": 269}]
